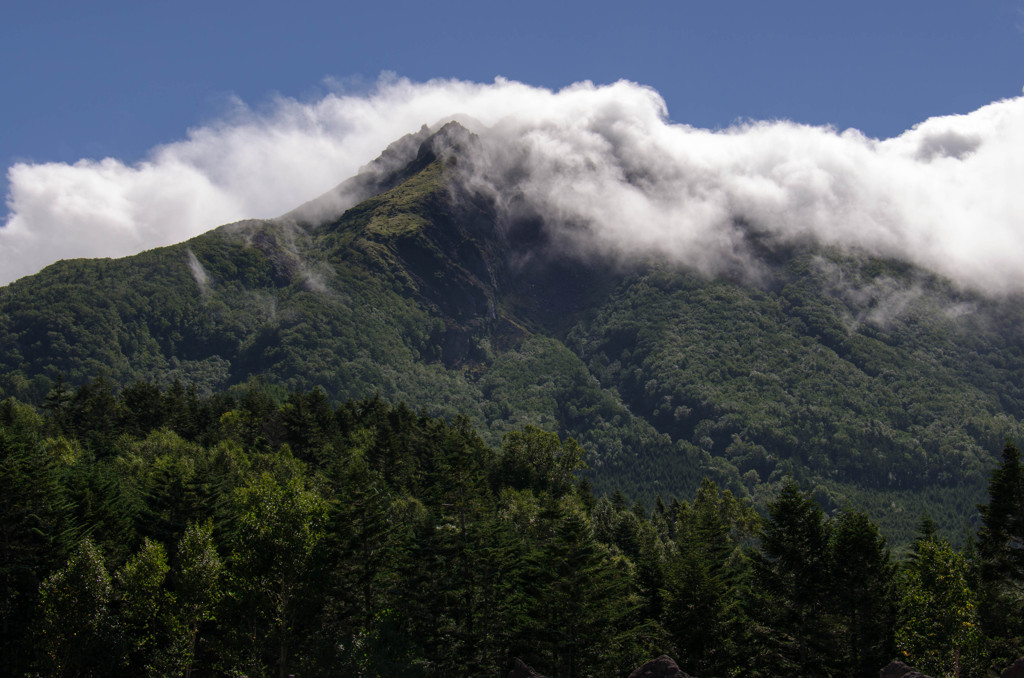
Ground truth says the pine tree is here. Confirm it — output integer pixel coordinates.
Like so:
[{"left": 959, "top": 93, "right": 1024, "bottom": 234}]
[
  {"left": 0, "top": 399, "right": 75, "bottom": 674},
  {"left": 749, "top": 480, "right": 833, "bottom": 677},
  {"left": 68, "top": 373, "right": 119, "bottom": 453},
  {"left": 662, "top": 479, "right": 755, "bottom": 676},
  {"left": 828, "top": 509, "right": 896, "bottom": 678},
  {"left": 119, "top": 380, "right": 167, "bottom": 437},
  {"left": 395, "top": 418, "right": 531, "bottom": 677},
  {"left": 315, "top": 449, "right": 412, "bottom": 674},
  {"left": 42, "top": 373, "right": 73, "bottom": 434},
  {"left": 527, "top": 497, "right": 645, "bottom": 678},
  {"left": 975, "top": 442, "right": 1024, "bottom": 668}
]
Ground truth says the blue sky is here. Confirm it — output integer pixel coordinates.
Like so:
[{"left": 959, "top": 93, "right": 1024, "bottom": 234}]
[
  {"left": 2, "top": 1, "right": 1024, "bottom": 286},
  {"left": 3, "top": 0, "right": 1021, "bottom": 169}
]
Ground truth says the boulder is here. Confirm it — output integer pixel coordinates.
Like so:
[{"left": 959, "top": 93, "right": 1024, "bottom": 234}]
[
  {"left": 1002, "top": 657, "right": 1024, "bottom": 678},
  {"left": 880, "top": 660, "right": 932, "bottom": 678},
  {"left": 508, "top": 658, "right": 547, "bottom": 678},
  {"left": 628, "top": 655, "right": 691, "bottom": 678}
]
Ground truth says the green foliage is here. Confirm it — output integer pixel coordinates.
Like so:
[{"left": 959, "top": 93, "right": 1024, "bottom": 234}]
[
  {"left": 5, "top": 386, "right": 1024, "bottom": 676},
  {"left": 896, "top": 537, "right": 984, "bottom": 678},
  {"left": 172, "top": 519, "right": 223, "bottom": 678},
  {"left": 0, "top": 398, "right": 75, "bottom": 673},
  {"left": 225, "top": 471, "right": 328, "bottom": 677},
  {"left": 498, "top": 425, "right": 586, "bottom": 497},
  {"left": 6, "top": 122, "right": 1024, "bottom": 674},
  {"left": 3, "top": 138, "right": 1022, "bottom": 544},
  {"left": 526, "top": 496, "right": 650, "bottom": 678},
  {"left": 36, "top": 538, "right": 113, "bottom": 677},
  {"left": 115, "top": 538, "right": 173, "bottom": 676}
]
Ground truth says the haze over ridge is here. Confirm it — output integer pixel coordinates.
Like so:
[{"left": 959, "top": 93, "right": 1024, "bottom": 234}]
[{"left": 2, "top": 76, "right": 1022, "bottom": 293}]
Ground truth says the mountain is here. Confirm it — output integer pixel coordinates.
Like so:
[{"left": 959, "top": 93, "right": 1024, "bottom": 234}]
[{"left": 2, "top": 120, "right": 1023, "bottom": 543}]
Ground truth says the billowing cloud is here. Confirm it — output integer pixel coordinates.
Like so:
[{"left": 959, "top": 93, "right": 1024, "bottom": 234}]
[
  {"left": 463, "top": 86, "right": 1024, "bottom": 295},
  {"left": 3, "top": 76, "right": 1024, "bottom": 294}
]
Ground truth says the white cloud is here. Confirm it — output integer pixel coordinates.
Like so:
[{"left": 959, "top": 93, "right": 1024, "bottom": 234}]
[{"left": 3, "top": 75, "right": 1024, "bottom": 294}]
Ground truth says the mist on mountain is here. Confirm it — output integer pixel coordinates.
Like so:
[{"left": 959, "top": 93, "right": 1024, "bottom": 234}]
[{"left": 3, "top": 77, "right": 1023, "bottom": 296}]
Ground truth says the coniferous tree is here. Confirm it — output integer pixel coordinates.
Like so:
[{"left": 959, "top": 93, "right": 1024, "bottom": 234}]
[
  {"left": 281, "top": 387, "right": 336, "bottom": 463},
  {"left": 68, "top": 373, "right": 119, "bottom": 453},
  {"left": 527, "top": 496, "right": 646, "bottom": 678},
  {"left": 399, "top": 418, "right": 527, "bottom": 677},
  {"left": 119, "top": 380, "right": 167, "bottom": 437},
  {"left": 976, "top": 442, "right": 1024, "bottom": 666},
  {"left": 828, "top": 509, "right": 896, "bottom": 678},
  {"left": 315, "top": 449, "right": 414, "bottom": 674},
  {"left": 661, "top": 479, "right": 755, "bottom": 676},
  {"left": 42, "top": 373, "right": 73, "bottom": 434},
  {"left": 749, "top": 480, "right": 833, "bottom": 677},
  {"left": 0, "top": 399, "right": 75, "bottom": 674}
]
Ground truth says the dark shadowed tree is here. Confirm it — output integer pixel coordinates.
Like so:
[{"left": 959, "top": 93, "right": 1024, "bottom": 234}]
[
  {"left": 829, "top": 508, "right": 896, "bottom": 678},
  {"left": 975, "top": 442, "right": 1024, "bottom": 670},
  {"left": 662, "top": 479, "right": 756, "bottom": 676},
  {"left": 749, "top": 480, "right": 833, "bottom": 677}
]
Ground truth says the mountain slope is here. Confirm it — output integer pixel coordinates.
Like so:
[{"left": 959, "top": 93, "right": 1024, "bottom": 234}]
[{"left": 2, "top": 121, "right": 1023, "bottom": 542}]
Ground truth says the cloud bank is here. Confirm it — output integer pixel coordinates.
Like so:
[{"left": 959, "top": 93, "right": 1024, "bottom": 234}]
[{"left": 3, "top": 76, "right": 1024, "bottom": 294}]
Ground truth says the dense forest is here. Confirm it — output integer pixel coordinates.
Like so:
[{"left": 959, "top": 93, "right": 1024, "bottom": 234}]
[{"left": 2, "top": 379, "right": 1023, "bottom": 677}]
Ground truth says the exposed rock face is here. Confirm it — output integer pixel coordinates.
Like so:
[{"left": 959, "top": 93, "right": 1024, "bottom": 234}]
[
  {"left": 879, "top": 660, "right": 932, "bottom": 678},
  {"left": 628, "top": 654, "right": 691, "bottom": 678},
  {"left": 1003, "top": 657, "right": 1024, "bottom": 678},
  {"left": 880, "top": 660, "right": 915, "bottom": 678},
  {"left": 508, "top": 657, "right": 547, "bottom": 678}
]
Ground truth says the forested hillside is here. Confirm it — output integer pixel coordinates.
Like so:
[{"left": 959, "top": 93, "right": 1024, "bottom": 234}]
[
  {"left": 2, "top": 121, "right": 1024, "bottom": 543},
  {"left": 2, "top": 386, "right": 1023, "bottom": 677}
]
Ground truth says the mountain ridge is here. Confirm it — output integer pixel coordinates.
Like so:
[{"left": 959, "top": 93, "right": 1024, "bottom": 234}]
[{"left": 2, "top": 120, "right": 1022, "bottom": 543}]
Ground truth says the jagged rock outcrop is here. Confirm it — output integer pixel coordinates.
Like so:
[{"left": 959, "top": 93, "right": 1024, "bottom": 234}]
[
  {"left": 628, "top": 654, "right": 691, "bottom": 678},
  {"left": 508, "top": 657, "right": 547, "bottom": 678},
  {"left": 1003, "top": 657, "right": 1024, "bottom": 678},
  {"left": 880, "top": 659, "right": 932, "bottom": 678}
]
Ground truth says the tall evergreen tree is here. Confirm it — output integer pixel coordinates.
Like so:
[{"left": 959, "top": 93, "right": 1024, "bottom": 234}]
[
  {"left": 975, "top": 442, "right": 1024, "bottom": 669},
  {"left": 750, "top": 480, "right": 833, "bottom": 677},
  {"left": 662, "top": 479, "right": 755, "bottom": 676},
  {"left": 828, "top": 509, "right": 896, "bottom": 678},
  {"left": 527, "top": 497, "right": 647, "bottom": 678},
  {"left": 314, "top": 449, "right": 414, "bottom": 674},
  {"left": 397, "top": 418, "right": 530, "bottom": 677},
  {"left": 0, "top": 399, "right": 75, "bottom": 675}
]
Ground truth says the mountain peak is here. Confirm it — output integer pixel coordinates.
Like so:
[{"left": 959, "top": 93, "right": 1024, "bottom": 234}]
[{"left": 280, "top": 120, "right": 477, "bottom": 228}]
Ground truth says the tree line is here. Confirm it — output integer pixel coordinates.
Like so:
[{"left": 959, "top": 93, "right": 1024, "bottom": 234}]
[{"left": 1, "top": 378, "right": 1022, "bottom": 677}]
